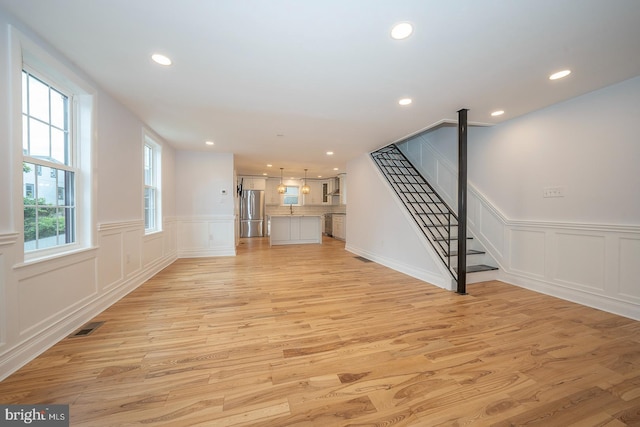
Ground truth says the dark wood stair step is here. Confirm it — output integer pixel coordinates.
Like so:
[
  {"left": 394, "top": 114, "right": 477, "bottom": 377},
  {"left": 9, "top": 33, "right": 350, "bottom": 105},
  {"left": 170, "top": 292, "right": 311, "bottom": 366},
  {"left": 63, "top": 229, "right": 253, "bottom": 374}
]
[
  {"left": 445, "top": 249, "right": 485, "bottom": 256},
  {"left": 455, "top": 264, "right": 499, "bottom": 273},
  {"left": 434, "top": 236, "right": 473, "bottom": 242}
]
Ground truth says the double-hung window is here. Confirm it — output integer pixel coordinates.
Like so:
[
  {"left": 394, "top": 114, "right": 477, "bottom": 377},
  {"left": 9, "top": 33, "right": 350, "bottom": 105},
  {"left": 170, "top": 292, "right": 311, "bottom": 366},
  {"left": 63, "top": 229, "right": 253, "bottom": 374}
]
[
  {"left": 282, "top": 186, "right": 300, "bottom": 206},
  {"left": 22, "top": 69, "right": 76, "bottom": 252},
  {"left": 144, "top": 137, "right": 161, "bottom": 233}
]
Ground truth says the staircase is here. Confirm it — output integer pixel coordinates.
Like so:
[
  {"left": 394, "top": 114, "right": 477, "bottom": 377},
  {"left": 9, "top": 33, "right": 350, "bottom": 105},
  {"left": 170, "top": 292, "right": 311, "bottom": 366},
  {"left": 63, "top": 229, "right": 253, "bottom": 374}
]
[{"left": 370, "top": 144, "right": 497, "bottom": 288}]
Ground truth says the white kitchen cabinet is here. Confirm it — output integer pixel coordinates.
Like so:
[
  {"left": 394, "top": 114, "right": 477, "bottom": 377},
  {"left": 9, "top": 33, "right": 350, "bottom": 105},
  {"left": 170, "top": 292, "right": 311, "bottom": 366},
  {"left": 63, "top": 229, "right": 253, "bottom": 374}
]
[
  {"left": 338, "top": 174, "right": 347, "bottom": 205},
  {"left": 303, "top": 180, "right": 324, "bottom": 205},
  {"left": 265, "top": 178, "right": 281, "bottom": 205},
  {"left": 332, "top": 214, "right": 346, "bottom": 240},
  {"left": 270, "top": 215, "right": 323, "bottom": 245},
  {"left": 321, "top": 179, "right": 333, "bottom": 204},
  {"left": 240, "top": 176, "right": 266, "bottom": 190}
]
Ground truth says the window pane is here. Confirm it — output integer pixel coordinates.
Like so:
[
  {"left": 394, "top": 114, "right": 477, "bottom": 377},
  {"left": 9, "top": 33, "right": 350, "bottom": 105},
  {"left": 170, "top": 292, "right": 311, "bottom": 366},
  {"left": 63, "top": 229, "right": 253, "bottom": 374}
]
[
  {"left": 24, "top": 207, "right": 36, "bottom": 251},
  {"left": 51, "top": 127, "right": 66, "bottom": 164},
  {"left": 50, "top": 88, "right": 67, "bottom": 129},
  {"left": 145, "top": 187, "right": 155, "bottom": 230},
  {"left": 23, "top": 162, "right": 36, "bottom": 199},
  {"left": 36, "top": 207, "right": 59, "bottom": 249},
  {"left": 144, "top": 145, "right": 152, "bottom": 185},
  {"left": 37, "top": 166, "right": 58, "bottom": 206},
  {"left": 29, "top": 119, "right": 50, "bottom": 158},
  {"left": 28, "top": 75, "right": 50, "bottom": 122},
  {"left": 22, "top": 116, "right": 29, "bottom": 154},
  {"left": 22, "top": 71, "right": 28, "bottom": 114}
]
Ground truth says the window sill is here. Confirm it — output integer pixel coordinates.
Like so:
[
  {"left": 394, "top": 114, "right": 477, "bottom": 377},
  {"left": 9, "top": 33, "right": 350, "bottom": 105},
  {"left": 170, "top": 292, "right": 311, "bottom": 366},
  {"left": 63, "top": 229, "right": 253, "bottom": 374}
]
[{"left": 15, "top": 246, "right": 98, "bottom": 271}]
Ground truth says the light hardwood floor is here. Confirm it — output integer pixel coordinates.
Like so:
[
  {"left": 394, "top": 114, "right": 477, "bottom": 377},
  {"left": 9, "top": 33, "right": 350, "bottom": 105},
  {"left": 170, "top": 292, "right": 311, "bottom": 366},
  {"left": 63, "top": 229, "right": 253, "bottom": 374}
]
[{"left": 1, "top": 236, "right": 639, "bottom": 426}]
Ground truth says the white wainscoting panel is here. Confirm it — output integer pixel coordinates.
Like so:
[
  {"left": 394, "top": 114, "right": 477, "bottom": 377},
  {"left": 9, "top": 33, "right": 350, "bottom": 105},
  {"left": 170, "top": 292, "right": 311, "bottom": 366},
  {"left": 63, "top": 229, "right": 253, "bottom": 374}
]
[
  {"left": 398, "top": 136, "right": 640, "bottom": 320},
  {"left": 436, "top": 161, "right": 455, "bottom": 201},
  {"left": 479, "top": 203, "right": 505, "bottom": 258},
  {"left": 554, "top": 232, "right": 606, "bottom": 291},
  {"left": 178, "top": 216, "right": 236, "bottom": 257},
  {"left": 143, "top": 233, "right": 164, "bottom": 268},
  {"left": 97, "top": 231, "right": 122, "bottom": 291},
  {"left": 123, "top": 228, "right": 142, "bottom": 278},
  {"left": 509, "top": 229, "right": 546, "bottom": 277},
  {"left": 16, "top": 253, "right": 97, "bottom": 336},
  {"left": 618, "top": 237, "right": 640, "bottom": 299}
]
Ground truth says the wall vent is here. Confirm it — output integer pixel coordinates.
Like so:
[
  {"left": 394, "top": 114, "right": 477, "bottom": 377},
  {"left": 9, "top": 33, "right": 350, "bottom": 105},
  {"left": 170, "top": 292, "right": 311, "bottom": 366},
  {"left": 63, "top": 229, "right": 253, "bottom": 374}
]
[{"left": 69, "top": 321, "right": 104, "bottom": 338}]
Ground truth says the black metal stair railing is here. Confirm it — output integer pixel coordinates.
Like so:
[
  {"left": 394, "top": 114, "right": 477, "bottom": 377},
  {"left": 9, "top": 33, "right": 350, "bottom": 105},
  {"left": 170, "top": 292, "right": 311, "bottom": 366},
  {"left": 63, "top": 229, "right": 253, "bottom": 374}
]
[{"left": 371, "top": 144, "right": 460, "bottom": 281}]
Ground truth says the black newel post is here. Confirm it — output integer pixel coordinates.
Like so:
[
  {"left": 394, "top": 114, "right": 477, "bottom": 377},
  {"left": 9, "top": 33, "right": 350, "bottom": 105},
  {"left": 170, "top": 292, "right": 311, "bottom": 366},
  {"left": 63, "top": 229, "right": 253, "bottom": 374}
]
[{"left": 457, "top": 109, "right": 468, "bottom": 294}]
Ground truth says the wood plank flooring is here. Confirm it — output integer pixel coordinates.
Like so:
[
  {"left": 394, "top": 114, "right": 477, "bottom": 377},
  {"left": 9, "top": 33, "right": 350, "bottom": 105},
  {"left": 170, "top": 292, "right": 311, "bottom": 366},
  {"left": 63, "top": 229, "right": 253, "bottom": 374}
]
[{"left": 1, "top": 236, "right": 639, "bottom": 426}]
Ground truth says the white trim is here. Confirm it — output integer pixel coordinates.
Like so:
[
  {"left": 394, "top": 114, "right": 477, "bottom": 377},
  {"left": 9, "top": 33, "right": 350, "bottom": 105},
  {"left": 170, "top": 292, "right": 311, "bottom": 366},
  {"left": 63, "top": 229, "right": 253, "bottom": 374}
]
[
  {"left": 98, "top": 220, "right": 144, "bottom": 232},
  {"left": 0, "top": 233, "right": 20, "bottom": 247}
]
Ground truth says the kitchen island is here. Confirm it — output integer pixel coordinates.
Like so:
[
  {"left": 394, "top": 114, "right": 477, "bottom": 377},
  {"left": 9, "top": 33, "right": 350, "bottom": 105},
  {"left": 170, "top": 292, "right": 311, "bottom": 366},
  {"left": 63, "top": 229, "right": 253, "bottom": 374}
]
[{"left": 269, "top": 215, "right": 323, "bottom": 246}]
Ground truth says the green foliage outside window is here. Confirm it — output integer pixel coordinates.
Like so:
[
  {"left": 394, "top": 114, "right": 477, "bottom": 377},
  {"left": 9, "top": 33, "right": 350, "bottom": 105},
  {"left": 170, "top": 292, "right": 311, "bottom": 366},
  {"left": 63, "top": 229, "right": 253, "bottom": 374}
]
[{"left": 23, "top": 196, "right": 65, "bottom": 241}]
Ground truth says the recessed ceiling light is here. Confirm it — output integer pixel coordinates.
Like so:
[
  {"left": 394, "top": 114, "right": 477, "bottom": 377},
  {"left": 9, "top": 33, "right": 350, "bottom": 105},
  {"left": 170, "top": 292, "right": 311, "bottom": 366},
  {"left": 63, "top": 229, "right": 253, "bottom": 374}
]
[
  {"left": 262, "top": 173, "right": 267, "bottom": 176},
  {"left": 267, "top": 164, "right": 272, "bottom": 167},
  {"left": 326, "top": 151, "right": 334, "bottom": 156},
  {"left": 205, "top": 140, "right": 214, "bottom": 146},
  {"left": 317, "top": 175, "right": 322, "bottom": 178},
  {"left": 398, "top": 98, "right": 412, "bottom": 106},
  {"left": 391, "top": 22, "right": 413, "bottom": 40},
  {"left": 333, "top": 168, "right": 339, "bottom": 171},
  {"left": 151, "top": 53, "right": 172, "bottom": 66},
  {"left": 549, "top": 69, "right": 571, "bottom": 80},
  {"left": 491, "top": 110, "right": 505, "bottom": 117}
]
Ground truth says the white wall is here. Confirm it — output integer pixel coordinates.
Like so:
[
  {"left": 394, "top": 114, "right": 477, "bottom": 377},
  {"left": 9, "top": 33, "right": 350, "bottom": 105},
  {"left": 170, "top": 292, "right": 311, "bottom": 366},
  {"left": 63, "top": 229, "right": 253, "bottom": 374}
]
[
  {"left": 398, "top": 77, "right": 640, "bottom": 319},
  {"left": 0, "top": 9, "right": 178, "bottom": 380},
  {"left": 175, "top": 151, "right": 236, "bottom": 257},
  {"left": 470, "top": 76, "right": 640, "bottom": 224},
  {"left": 346, "top": 155, "right": 450, "bottom": 289}
]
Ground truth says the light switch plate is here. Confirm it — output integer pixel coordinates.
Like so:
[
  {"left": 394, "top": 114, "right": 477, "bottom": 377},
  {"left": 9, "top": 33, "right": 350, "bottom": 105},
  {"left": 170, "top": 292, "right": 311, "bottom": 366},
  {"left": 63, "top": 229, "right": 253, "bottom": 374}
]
[{"left": 543, "top": 186, "right": 564, "bottom": 198}]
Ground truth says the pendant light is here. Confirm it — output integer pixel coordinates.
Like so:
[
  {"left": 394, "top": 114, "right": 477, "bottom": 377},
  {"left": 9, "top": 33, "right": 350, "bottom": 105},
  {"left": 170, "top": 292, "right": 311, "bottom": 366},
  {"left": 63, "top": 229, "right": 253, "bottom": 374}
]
[
  {"left": 301, "top": 169, "right": 310, "bottom": 195},
  {"left": 277, "top": 168, "right": 286, "bottom": 194}
]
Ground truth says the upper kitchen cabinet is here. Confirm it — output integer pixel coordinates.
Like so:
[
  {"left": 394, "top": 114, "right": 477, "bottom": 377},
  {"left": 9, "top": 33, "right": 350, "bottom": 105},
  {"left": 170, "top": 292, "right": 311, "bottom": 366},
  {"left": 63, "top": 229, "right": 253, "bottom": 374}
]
[
  {"left": 240, "top": 176, "right": 266, "bottom": 190},
  {"left": 266, "top": 178, "right": 281, "bottom": 205},
  {"left": 321, "top": 179, "right": 333, "bottom": 205},
  {"left": 331, "top": 174, "right": 347, "bottom": 205},
  {"left": 302, "top": 179, "right": 324, "bottom": 205}
]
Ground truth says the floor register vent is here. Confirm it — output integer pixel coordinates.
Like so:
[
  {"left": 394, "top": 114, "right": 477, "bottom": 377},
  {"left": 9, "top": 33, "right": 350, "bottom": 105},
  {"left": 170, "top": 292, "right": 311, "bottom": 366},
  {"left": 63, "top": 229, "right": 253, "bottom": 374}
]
[
  {"left": 354, "top": 256, "right": 373, "bottom": 263},
  {"left": 69, "top": 321, "right": 104, "bottom": 338}
]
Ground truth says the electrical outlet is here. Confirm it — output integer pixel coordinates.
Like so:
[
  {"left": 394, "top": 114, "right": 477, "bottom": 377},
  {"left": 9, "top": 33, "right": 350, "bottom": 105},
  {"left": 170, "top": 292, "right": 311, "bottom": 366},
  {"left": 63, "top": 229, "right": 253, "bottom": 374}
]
[{"left": 543, "top": 187, "right": 564, "bottom": 198}]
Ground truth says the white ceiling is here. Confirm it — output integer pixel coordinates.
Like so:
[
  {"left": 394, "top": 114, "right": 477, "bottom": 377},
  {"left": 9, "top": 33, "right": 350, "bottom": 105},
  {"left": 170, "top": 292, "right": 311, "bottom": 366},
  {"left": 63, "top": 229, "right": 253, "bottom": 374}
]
[{"left": 2, "top": 0, "right": 639, "bottom": 179}]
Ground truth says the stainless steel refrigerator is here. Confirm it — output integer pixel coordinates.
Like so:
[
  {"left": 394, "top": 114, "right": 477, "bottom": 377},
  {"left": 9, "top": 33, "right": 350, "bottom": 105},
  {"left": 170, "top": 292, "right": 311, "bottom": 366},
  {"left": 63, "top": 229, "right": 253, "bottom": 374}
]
[{"left": 239, "top": 190, "right": 265, "bottom": 237}]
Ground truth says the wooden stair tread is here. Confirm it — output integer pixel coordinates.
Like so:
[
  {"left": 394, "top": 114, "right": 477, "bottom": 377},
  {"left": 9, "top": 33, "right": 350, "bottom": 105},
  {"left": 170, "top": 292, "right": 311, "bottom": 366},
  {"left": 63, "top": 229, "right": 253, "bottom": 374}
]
[{"left": 455, "top": 264, "right": 499, "bottom": 273}]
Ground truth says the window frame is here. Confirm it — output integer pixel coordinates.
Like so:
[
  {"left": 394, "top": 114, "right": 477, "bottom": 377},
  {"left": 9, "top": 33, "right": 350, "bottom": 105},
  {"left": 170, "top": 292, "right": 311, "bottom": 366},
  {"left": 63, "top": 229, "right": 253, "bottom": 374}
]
[
  {"left": 143, "top": 135, "right": 162, "bottom": 234},
  {"left": 13, "top": 26, "right": 96, "bottom": 264},
  {"left": 22, "top": 67, "right": 78, "bottom": 254},
  {"left": 281, "top": 185, "right": 301, "bottom": 206}
]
